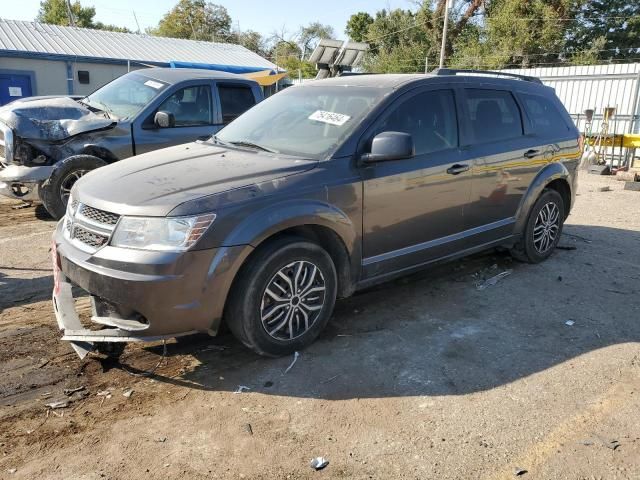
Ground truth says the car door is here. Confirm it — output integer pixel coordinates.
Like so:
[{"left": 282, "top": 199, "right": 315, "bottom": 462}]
[
  {"left": 461, "top": 87, "right": 546, "bottom": 240},
  {"left": 360, "top": 87, "right": 472, "bottom": 278},
  {"left": 133, "top": 83, "right": 216, "bottom": 155}
]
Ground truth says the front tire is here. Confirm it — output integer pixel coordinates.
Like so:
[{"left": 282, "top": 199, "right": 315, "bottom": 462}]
[
  {"left": 511, "top": 189, "right": 565, "bottom": 263},
  {"left": 225, "top": 237, "right": 337, "bottom": 357},
  {"left": 41, "top": 155, "right": 106, "bottom": 219}
]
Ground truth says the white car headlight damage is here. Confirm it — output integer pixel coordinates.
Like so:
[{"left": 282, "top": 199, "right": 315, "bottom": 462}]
[{"left": 111, "top": 214, "right": 216, "bottom": 251}]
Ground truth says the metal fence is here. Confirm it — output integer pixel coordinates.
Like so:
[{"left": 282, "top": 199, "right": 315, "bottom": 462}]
[{"left": 502, "top": 63, "right": 640, "bottom": 135}]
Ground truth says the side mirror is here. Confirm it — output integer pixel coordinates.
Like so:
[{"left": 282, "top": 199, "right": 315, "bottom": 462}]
[
  {"left": 154, "top": 111, "right": 175, "bottom": 128},
  {"left": 361, "top": 131, "right": 414, "bottom": 163}
]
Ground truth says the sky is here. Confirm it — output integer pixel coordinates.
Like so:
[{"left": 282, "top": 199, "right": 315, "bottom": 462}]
[{"left": 10, "top": 0, "right": 409, "bottom": 39}]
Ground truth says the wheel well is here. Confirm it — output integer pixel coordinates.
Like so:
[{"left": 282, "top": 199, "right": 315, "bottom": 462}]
[
  {"left": 545, "top": 179, "right": 571, "bottom": 218},
  {"left": 80, "top": 146, "right": 117, "bottom": 163},
  {"left": 253, "top": 225, "right": 354, "bottom": 299}
]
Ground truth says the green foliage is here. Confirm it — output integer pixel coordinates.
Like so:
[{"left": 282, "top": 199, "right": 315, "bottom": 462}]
[
  {"left": 233, "top": 30, "right": 267, "bottom": 56},
  {"left": 36, "top": 0, "right": 130, "bottom": 32},
  {"left": 152, "top": 0, "right": 232, "bottom": 41},
  {"left": 37, "top": 0, "right": 95, "bottom": 27},
  {"left": 345, "top": 12, "right": 373, "bottom": 42},
  {"left": 566, "top": 0, "right": 640, "bottom": 61},
  {"left": 299, "top": 22, "right": 335, "bottom": 56}
]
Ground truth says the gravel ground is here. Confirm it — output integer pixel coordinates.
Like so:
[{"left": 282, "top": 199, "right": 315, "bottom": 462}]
[{"left": 0, "top": 171, "right": 639, "bottom": 479}]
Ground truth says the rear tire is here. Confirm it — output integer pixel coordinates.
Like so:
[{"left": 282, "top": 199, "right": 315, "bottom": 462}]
[
  {"left": 41, "top": 155, "right": 106, "bottom": 219},
  {"left": 225, "top": 237, "right": 337, "bottom": 357},
  {"left": 511, "top": 189, "right": 564, "bottom": 263}
]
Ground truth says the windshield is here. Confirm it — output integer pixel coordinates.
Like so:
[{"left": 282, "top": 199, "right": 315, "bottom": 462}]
[
  {"left": 84, "top": 74, "right": 168, "bottom": 119},
  {"left": 215, "top": 85, "right": 385, "bottom": 159}
]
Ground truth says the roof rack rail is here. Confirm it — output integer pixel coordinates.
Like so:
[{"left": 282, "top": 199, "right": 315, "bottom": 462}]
[{"left": 432, "top": 68, "right": 543, "bottom": 84}]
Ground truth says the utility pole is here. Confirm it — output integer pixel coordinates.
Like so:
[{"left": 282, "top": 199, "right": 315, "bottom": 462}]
[
  {"left": 133, "top": 10, "right": 141, "bottom": 34},
  {"left": 65, "top": 0, "right": 75, "bottom": 26},
  {"left": 438, "top": 0, "right": 452, "bottom": 69}
]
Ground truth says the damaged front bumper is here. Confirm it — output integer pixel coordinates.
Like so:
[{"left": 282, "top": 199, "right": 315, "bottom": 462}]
[
  {"left": 0, "top": 164, "right": 53, "bottom": 201},
  {"left": 51, "top": 221, "right": 252, "bottom": 358}
]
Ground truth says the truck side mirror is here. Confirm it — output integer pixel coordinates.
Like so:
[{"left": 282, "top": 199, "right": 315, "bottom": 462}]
[
  {"left": 154, "top": 111, "right": 175, "bottom": 128},
  {"left": 361, "top": 131, "right": 414, "bottom": 163}
]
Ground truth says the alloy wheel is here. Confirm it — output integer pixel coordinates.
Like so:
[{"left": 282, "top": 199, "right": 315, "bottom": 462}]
[
  {"left": 533, "top": 201, "right": 560, "bottom": 253},
  {"left": 59, "top": 170, "right": 88, "bottom": 203},
  {"left": 260, "top": 260, "right": 326, "bottom": 341}
]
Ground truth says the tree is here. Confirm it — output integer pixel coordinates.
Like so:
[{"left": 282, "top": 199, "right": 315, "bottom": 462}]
[
  {"left": 37, "top": 0, "right": 97, "bottom": 28},
  {"left": 298, "top": 22, "right": 335, "bottom": 57},
  {"left": 345, "top": 12, "right": 373, "bottom": 42},
  {"left": 234, "top": 30, "right": 267, "bottom": 56},
  {"left": 37, "top": 0, "right": 130, "bottom": 32},
  {"left": 565, "top": 0, "right": 640, "bottom": 61},
  {"left": 152, "top": 0, "right": 232, "bottom": 42}
]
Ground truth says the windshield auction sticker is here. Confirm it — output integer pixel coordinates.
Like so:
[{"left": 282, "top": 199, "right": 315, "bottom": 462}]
[
  {"left": 308, "top": 110, "right": 351, "bottom": 126},
  {"left": 144, "top": 80, "right": 165, "bottom": 89}
]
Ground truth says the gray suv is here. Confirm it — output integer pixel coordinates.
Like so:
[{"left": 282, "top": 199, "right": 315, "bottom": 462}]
[{"left": 52, "top": 70, "right": 581, "bottom": 358}]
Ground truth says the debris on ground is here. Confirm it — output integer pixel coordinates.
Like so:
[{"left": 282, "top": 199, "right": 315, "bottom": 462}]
[
  {"left": 310, "top": 457, "right": 329, "bottom": 470},
  {"left": 513, "top": 467, "right": 528, "bottom": 476},
  {"left": 476, "top": 269, "right": 513, "bottom": 290},
  {"left": 243, "top": 423, "right": 253, "bottom": 435},
  {"left": 283, "top": 351, "right": 300, "bottom": 375},
  {"left": 96, "top": 390, "right": 111, "bottom": 397},
  {"left": 63, "top": 386, "right": 86, "bottom": 396},
  {"left": 45, "top": 400, "right": 69, "bottom": 409},
  {"left": 565, "top": 320, "right": 575, "bottom": 326},
  {"left": 556, "top": 245, "right": 577, "bottom": 251},
  {"left": 122, "top": 388, "right": 134, "bottom": 398},
  {"left": 599, "top": 186, "right": 612, "bottom": 192},
  {"left": 155, "top": 437, "right": 167, "bottom": 443},
  {"left": 7, "top": 468, "right": 17, "bottom": 474},
  {"left": 234, "top": 386, "right": 250, "bottom": 394}
]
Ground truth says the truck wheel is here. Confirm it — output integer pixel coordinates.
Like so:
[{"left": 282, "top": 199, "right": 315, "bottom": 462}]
[
  {"left": 511, "top": 189, "right": 565, "bottom": 263},
  {"left": 225, "top": 237, "right": 337, "bottom": 357},
  {"left": 41, "top": 155, "right": 106, "bottom": 219}
]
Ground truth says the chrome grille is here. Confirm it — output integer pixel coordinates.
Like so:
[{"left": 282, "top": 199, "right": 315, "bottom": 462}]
[
  {"left": 79, "top": 204, "right": 120, "bottom": 226},
  {"left": 65, "top": 202, "right": 119, "bottom": 253},
  {"left": 73, "top": 225, "right": 109, "bottom": 248}
]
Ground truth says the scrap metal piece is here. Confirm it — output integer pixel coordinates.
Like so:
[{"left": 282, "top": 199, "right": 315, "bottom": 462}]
[
  {"left": 310, "top": 457, "right": 329, "bottom": 470},
  {"left": 476, "top": 269, "right": 513, "bottom": 290}
]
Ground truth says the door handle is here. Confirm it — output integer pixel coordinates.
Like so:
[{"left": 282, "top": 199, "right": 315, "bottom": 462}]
[
  {"left": 446, "top": 164, "right": 470, "bottom": 175},
  {"left": 523, "top": 149, "right": 540, "bottom": 159}
]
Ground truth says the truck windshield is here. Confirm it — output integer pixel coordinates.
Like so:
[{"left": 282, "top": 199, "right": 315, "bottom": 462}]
[
  {"left": 84, "top": 74, "right": 168, "bottom": 119},
  {"left": 215, "top": 85, "right": 385, "bottom": 159}
]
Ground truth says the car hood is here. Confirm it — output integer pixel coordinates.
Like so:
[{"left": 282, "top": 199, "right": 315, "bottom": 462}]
[
  {"left": 74, "top": 141, "right": 318, "bottom": 217},
  {"left": 0, "top": 96, "right": 115, "bottom": 141}
]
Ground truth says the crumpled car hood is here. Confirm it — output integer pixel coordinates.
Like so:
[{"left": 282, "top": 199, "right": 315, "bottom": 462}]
[
  {"left": 74, "top": 141, "right": 318, "bottom": 217},
  {"left": 0, "top": 96, "right": 115, "bottom": 141}
]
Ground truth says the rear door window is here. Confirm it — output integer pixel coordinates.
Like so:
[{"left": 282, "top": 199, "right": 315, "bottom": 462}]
[
  {"left": 218, "top": 85, "right": 256, "bottom": 123},
  {"left": 157, "top": 85, "right": 212, "bottom": 126},
  {"left": 374, "top": 89, "right": 458, "bottom": 155},
  {"left": 519, "top": 92, "right": 570, "bottom": 135},
  {"left": 464, "top": 89, "right": 523, "bottom": 143}
]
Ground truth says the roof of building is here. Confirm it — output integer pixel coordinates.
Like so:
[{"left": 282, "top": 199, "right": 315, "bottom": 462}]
[{"left": 0, "top": 19, "right": 276, "bottom": 70}]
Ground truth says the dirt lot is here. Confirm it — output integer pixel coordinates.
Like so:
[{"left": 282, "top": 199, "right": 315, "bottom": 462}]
[{"left": 1, "top": 172, "right": 639, "bottom": 479}]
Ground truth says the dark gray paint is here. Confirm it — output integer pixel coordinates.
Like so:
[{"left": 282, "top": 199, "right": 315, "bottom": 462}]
[{"left": 55, "top": 73, "right": 581, "bottom": 341}]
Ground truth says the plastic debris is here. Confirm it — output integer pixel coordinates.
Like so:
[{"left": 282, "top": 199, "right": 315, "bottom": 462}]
[
  {"left": 565, "top": 320, "right": 575, "bottom": 326},
  {"left": 45, "top": 400, "right": 69, "bottom": 409},
  {"left": 476, "top": 269, "right": 513, "bottom": 290},
  {"left": 310, "top": 457, "right": 329, "bottom": 470},
  {"left": 7, "top": 469, "right": 17, "bottom": 474},
  {"left": 155, "top": 437, "right": 167, "bottom": 443},
  {"left": 96, "top": 390, "right": 111, "bottom": 396},
  {"left": 283, "top": 351, "right": 300, "bottom": 375},
  {"left": 123, "top": 388, "right": 134, "bottom": 398},
  {"left": 234, "top": 385, "right": 250, "bottom": 394},
  {"left": 513, "top": 467, "right": 527, "bottom": 476}
]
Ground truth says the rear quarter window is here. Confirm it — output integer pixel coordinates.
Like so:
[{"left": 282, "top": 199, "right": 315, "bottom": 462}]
[
  {"left": 218, "top": 85, "right": 256, "bottom": 123},
  {"left": 519, "top": 92, "right": 571, "bottom": 136}
]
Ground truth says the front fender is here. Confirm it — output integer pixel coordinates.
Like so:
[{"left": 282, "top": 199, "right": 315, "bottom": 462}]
[
  {"left": 223, "top": 199, "right": 357, "bottom": 255},
  {"left": 514, "top": 162, "right": 571, "bottom": 234}
]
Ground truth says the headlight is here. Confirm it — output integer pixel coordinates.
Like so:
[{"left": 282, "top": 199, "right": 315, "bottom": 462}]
[{"left": 111, "top": 214, "right": 216, "bottom": 251}]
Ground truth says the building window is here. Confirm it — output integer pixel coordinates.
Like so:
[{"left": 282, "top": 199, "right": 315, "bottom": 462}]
[{"left": 78, "top": 71, "right": 90, "bottom": 84}]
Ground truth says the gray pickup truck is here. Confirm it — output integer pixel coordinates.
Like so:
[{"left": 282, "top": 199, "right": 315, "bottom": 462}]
[{"left": 0, "top": 68, "right": 262, "bottom": 219}]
